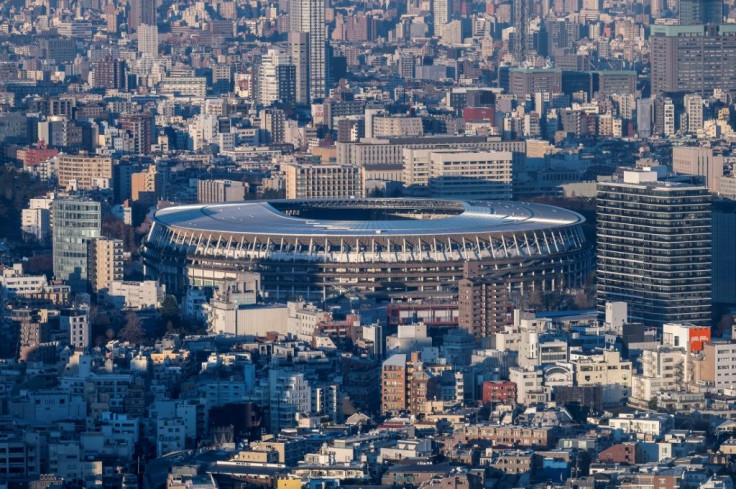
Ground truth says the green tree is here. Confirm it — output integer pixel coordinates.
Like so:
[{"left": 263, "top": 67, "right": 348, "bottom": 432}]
[{"left": 160, "top": 295, "right": 179, "bottom": 320}]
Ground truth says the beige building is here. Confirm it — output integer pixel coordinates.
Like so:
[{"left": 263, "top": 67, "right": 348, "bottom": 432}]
[
  {"left": 570, "top": 349, "right": 632, "bottom": 405},
  {"left": 131, "top": 165, "right": 161, "bottom": 204},
  {"left": 371, "top": 116, "right": 424, "bottom": 138},
  {"left": 428, "top": 150, "right": 513, "bottom": 199},
  {"left": 508, "top": 367, "right": 544, "bottom": 405},
  {"left": 631, "top": 346, "right": 687, "bottom": 403},
  {"left": 672, "top": 146, "right": 723, "bottom": 193},
  {"left": 56, "top": 154, "right": 113, "bottom": 190},
  {"left": 698, "top": 340, "right": 736, "bottom": 390},
  {"left": 197, "top": 179, "right": 248, "bottom": 203},
  {"left": 284, "top": 163, "right": 361, "bottom": 199},
  {"left": 403, "top": 148, "right": 513, "bottom": 200},
  {"left": 337, "top": 135, "right": 525, "bottom": 167},
  {"left": 86, "top": 237, "right": 123, "bottom": 294}
]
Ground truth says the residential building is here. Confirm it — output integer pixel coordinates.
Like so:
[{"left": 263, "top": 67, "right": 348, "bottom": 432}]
[
  {"left": 596, "top": 170, "right": 711, "bottom": 327},
  {"left": 86, "top": 237, "right": 124, "bottom": 294},
  {"left": 55, "top": 154, "right": 113, "bottom": 190}
]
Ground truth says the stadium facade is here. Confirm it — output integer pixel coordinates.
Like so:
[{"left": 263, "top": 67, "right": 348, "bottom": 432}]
[{"left": 142, "top": 199, "right": 592, "bottom": 300}]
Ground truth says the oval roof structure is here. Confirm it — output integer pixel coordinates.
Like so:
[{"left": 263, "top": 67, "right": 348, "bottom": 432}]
[{"left": 152, "top": 199, "right": 584, "bottom": 238}]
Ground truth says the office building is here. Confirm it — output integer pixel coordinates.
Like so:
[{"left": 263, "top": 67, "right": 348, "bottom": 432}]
[
  {"left": 509, "top": 68, "right": 562, "bottom": 98},
  {"left": 679, "top": 0, "right": 722, "bottom": 25},
  {"left": 596, "top": 170, "right": 711, "bottom": 327},
  {"left": 289, "top": 0, "right": 327, "bottom": 101},
  {"left": 403, "top": 149, "right": 513, "bottom": 199},
  {"left": 712, "top": 200, "right": 736, "bottom": 307},
  {"left": 672, "top": 146, "right": 723, "bottom": 193},
  {"left": 650, "top": 24, "right": 736, "bottom": 95},
  {"left": 53, "top": 199, "right": 101, "bottom": 292},
  {"left": 427, "top": 150, "right": 514, "bottom": 200},
  {"left": 86, "top": 237, "right": 124, "bottom": 294},
  {"left": 197, "top": 179, "right": 248, "bottom": 203},
  {"left": 338, "top": 135, "right": 525, "bottom": 168},
  {"left": 258, "top": 48, "right": 291, "bottom": 107},
  {"left": 284, "top": 163, "right": 361, "bottom": 199}
]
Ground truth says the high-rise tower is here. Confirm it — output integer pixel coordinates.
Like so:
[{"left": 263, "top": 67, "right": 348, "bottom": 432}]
[
  {"left": 289, "top": 0, "right": 327, "bottom": 102},
  {"left": 679, "top": 0, "right": 722, "bottom": 25},
  {"left": 596, "top": 170, "right": 711, "bottom": 327}
]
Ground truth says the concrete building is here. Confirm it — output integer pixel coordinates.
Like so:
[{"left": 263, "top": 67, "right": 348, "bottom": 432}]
[
  {"left": 381, "top": 353, "right": 408, "bottom": 414},
  {"left": 106, "top": 280, "right": 165, "bottom": 310},
  {"left": 338, "top": 135, "right": 525, "bottom": 168},
  {"left": 371, "top": 116, "right": 424, "bottom": 138},
  {"left": 458, "top": 276, "right": 508, "bottom": 341},
  {"left": 432, "top": 0, "right": 450, "bottom": 38},
  {"left": 120, "top": 113, "right": 154, "bottom": 155},
  {"left": 131, "top": 165, "right": 162, "bottom": 204},
  {"left": 269, "top": 370, "right": 311, "bottom": 432},
  {"left": 596, "top": 171, "right": 711, "bottom": 327},
  {"left": 672, "top": 146, "right": 723, "bottom": 193},
  {"left": 509, "top": 68, "right": 562, "bottom": 98},
  {"left": 684, "top": 94, "right": 704, "bottom": 133},
  {"left": 482, "top": 380, "right": 517, "bottom": 404},
  {"left": 60, "top": 308, "right": 90, "bottom": 350},
  {"left": 509, "top": 367, "right": 545, "bottom": 405},
  {"left": 158, "top": 77, "right": 207, "bottom": 97},
  {"left": 284, "top": 163, "right": 361, "bottom": 199},
  {"left": 86, "top": 237, "right": 124, "bottom": 294},
  {"left": 679, "top": 0, "right": 722, "bottom": 25},
  {"left": 650, "top": 24, "right": 736, "bottom": 95},
  {"left": 426, "top": 150, "right": 513, "bottom": 199},
  {"left": 570, "top": 349, "right": 632, "bottom": 405},
  {"left": 632, "top": 346, "right": 687, "bottom": 402},
  {"left": 137, "top": 23, "right": 158, "bottom": 57},
  {"left": 22, "top": 196, "right": 53, "bottom": 243},
  {"left": 55, "top": 154, "right": 113, "bottom": 190},
  {"left": 699, "top": 340, "right": 736, "bottom": 390},
  {"left": 197, "top": 179, "right": 247, "bottom": 203}
]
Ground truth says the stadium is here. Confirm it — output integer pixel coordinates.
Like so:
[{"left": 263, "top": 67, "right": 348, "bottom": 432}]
[{"left": 142, "top": 198, "right": 593, "bottom": 300}]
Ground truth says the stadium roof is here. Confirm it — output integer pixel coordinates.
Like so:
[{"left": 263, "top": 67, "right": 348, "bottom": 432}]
[{"left": 153, "top": 199, "right": 583, "bottom": 238}]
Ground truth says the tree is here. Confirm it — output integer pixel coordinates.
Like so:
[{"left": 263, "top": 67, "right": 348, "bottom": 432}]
[
  {"left": 118, "top": 312, "right": 146, "bottom": 344},
  {"left": 160, "top": 295, "right": 179, "bottom": 320},
  {"left": 102, "top": 214, "right": 136, "bottom": 252},
  {"left": 0, "top": 165, "right": 50, "bottom": 242}
]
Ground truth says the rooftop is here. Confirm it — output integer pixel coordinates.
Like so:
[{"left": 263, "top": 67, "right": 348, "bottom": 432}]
[{"left": 152, "top": 199, "right": 584, "bottom": 238}]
